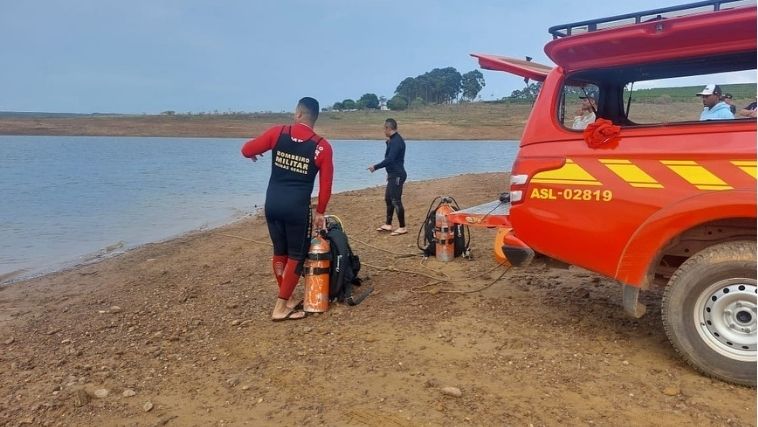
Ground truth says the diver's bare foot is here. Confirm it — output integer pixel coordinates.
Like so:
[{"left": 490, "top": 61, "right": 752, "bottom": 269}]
[
  {"left": 272, "top": 309, "right": 307, "bottom": 321},
  {"left": 390, "top": 227, "right": 408, "bottom": 236},
  {"left": 286, "top": 296, "right": 303, "bottom": 310},
  {"left": 271, "top": 298, "right": 289, "bottom": 319},
  {"left": 272, "top": 297, "right": 307, "bottom": 321}
]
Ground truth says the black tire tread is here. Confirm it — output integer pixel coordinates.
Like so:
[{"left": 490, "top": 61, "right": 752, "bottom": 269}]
[{"left": 662, "top": 240, "right": 756, "bottom": 387}]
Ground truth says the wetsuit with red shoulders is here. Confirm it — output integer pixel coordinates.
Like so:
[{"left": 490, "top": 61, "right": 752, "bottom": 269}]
[{"left": 241, "top": 123, "right": 334, "bottom": 299}]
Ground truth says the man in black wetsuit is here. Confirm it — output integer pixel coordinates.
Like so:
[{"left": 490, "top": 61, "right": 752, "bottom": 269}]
[
  {"left": 241, "top": 97, "right": 334, "bottom": 320},
  {"left": 368, "top": 118, "right": 407, "bottom": 236}
]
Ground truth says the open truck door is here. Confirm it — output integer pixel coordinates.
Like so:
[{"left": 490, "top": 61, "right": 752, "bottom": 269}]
[{"left": 470, "top": 53, "right": 552, "bottom": 82}]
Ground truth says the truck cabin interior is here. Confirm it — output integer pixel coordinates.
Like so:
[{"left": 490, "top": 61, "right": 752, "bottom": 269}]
[{"left": 563, "top": 50, "right": 757, "bottom": 126}]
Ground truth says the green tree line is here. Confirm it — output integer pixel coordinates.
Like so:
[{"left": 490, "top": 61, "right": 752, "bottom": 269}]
[
  {"left": 332, "top": 93, "right": 381, "bottom": 111},
  {"left": 331, "top": 67, "right": 486, "bottom": 111}
]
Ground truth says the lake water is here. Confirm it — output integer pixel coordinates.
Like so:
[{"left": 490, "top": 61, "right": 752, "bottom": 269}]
[{"left": 0, "top": 136, "right": 517, "bottom": 282}]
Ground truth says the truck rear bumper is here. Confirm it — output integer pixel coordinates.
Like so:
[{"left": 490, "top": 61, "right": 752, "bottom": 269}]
[{"left": 500, "top": 230, "right": 535, "bottom": 267}]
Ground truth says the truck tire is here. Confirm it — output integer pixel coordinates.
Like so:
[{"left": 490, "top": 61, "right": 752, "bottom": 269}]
[{"left": 662, "top": 240, "right": 756, "bottom": 386}]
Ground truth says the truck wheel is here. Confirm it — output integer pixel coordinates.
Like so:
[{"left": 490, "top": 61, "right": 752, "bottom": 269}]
[{"left": 662, "top": 240, "right": 756, "bottom": 386}]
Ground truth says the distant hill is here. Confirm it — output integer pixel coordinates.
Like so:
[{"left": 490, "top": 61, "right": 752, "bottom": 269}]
[
  {"left": 0, "top": 82, "right": 754, "bottom": 140},
  {"left": 0, "top": 103, "right": 531, "bottom": 140},
  {"left": 0, "top": 111, "right": 124, "bottom": 118}
]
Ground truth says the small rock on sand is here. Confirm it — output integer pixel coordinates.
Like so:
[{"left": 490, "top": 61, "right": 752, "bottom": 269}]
[
  {"left": 440, "top": 386, "right": 462, "bottom": 397},
  {"left": 663, "top": 386, "right": 680, "bottom": 396}
]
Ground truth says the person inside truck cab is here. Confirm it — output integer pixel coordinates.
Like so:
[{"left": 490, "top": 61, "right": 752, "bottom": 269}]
[
  {"left": 737, "top": 98, "right": 757, "bottom": 118},
  {"left": 696, "top": 84, "right": 734, "bottom": 120},
  {"left": 571, "top": 95, "right": 597, "bottom": 130},
  {"left": 721, "top": 93, "right": 737, "bottom": 115}
]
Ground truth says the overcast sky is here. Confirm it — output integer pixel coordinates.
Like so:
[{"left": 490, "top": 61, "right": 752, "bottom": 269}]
[{"left": 1, "top": 0, "right": 745, "bottom": 114}]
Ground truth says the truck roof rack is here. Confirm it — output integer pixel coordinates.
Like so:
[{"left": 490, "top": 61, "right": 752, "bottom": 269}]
[{"left": 548, "top": 0, "right": 754, "bottom": 39}]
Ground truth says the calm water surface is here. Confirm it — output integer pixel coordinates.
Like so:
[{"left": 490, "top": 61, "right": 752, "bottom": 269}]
[{"left": 0, "top": 136, "right": 517, "bottom": 281}]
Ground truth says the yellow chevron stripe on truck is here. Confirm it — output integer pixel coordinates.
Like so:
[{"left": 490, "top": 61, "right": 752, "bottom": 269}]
[
  {"left": 732, "top": 160, "right": 757, "bottom": 179},
  {"left": 599, "top": 159, "right": 664, "bottom": 188},
  {"left": 530, "top": 159, "right": 754, "bottom": 190},
  {"left": 661, "top": 160, "right": 733, "bottom": 191},
  {"left": 531, "top": 159, "right": 601, "bottom": 186}
]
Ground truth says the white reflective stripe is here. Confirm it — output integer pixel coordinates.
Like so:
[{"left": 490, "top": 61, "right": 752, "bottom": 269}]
[
  {"left": 510, "top": 190, "right": 523, "bottom": 202},
  {"left": 511, "top": 174, "right": 528, "bottom": 185}
]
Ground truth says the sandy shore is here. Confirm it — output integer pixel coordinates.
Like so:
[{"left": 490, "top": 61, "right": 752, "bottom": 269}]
[{"left": 0, "top": 173, "right": 754, "bottom": 426}]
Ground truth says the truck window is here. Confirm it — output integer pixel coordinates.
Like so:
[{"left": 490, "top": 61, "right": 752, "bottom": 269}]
[
  {"left": 625, "top": 69, "right": 757, "bottom": 124},
  {"left": 560, "top": 51, "right": 756, "bottom": 128},
  {"left": 559, "top": 84, "right": 599, "bottom": 130}
]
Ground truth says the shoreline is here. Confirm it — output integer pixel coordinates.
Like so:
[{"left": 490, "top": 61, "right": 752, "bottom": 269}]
[
  {"left": 0, "top": 167, "right": 509, "bottom": 286},
  {"left": 0, "top": 173, "right": 501, "bottom": 289},
  {"left": 0, "top": 145, "right": 514, "bottom": 287},
  {"left": 0, "top": 208, "right": 262, "bottom": 287}
]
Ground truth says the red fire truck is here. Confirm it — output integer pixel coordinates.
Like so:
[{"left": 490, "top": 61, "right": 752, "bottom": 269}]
[{"left": 469, "top": 0, "right": 756, "bottom": 385}]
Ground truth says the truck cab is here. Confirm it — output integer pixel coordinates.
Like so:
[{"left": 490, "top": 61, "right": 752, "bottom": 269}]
[{"left": 473, "top": 0, "right": 757, "bottom": 385}]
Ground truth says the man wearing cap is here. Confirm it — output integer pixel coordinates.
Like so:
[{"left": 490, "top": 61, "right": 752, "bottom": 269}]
[
  {"left": 696, "top": 84, "right": 734, "bottom": 120},
  {"left": 721, "top": 93, "right": 737, "bottom": 115}
]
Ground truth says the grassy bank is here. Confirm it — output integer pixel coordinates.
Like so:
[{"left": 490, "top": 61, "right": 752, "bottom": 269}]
[
  {"left": 0, "top": 103, "right": 532, "bottom": 140},
  {"left": 1, "top": 95, "right": 753, "bottom": 140}
]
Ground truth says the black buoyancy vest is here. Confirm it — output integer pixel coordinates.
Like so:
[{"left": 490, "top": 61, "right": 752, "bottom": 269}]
[{"left": 270, "top": 126, "right": 322, "bottom": 193}]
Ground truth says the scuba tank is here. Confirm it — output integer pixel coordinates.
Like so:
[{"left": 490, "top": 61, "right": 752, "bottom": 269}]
[
  {"left": 434, "top": 198, "right": 455, "bottom": 262},
  {"left": 417, "top": 195, "right": 471, "bottom": 260},
  {"left": 303, "top": 231, "right": 330, "bottom": 313}
]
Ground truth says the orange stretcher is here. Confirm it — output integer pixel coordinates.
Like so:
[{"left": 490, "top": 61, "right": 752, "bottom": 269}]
[
  {"left": 446, "top": 199, "right": 512, "bottom": 265},
  {"left": 445, "top": 200, "right": 511, "bottom": 228}
]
